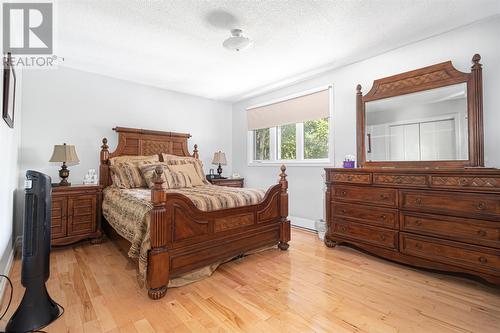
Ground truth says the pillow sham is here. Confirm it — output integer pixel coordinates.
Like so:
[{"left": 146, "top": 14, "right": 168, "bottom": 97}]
[
  {"left": 168, "top": 164, "right": 204, "bottom": 186},
  {"left": 139, "top": 163, "right": 193, "bottom": 189},
  {"left": 111, "top": 162, "right": 148, "bottom": 189},
  {"left": 161, "top": 153, "right": 208, "bottom": 185}
]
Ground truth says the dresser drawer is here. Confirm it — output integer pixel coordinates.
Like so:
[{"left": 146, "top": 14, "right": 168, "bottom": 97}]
[
  {"left": 431, "top": 175, "right": 500, "bottom": 191},
  {"left": 333, "top": 220, "right": 398, "bottom": 250},
  {"left": 334, "top": 186, "right": 397, "bottom": 207},
  {"left": 331, "top": 172, "right": 372, "bottom": 184},
  {"left": 400, "top": 190, "right": 500, "bottom": 220},
  {"left": 401, "top": 212, "right": 500, "bottom": 249},
  {"left": 374, "top": 174, "right": 428, "bottom": 187},
  {"left": 332, "top": 202, "right": 397, "bottom": 228},
  {"left": 400, "top": 233, "right": 500, "bottom": 275}
]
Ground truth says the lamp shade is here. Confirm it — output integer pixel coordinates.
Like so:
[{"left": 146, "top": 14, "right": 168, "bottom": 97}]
[
  {"left": 49, "top": 143, "right": 80, "bottom": 164},
  {"left": 212, "top": 151, "right": 227, "bottom": 165}
]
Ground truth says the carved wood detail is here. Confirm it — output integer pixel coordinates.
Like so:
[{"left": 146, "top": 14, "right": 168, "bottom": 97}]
[
  {"left": 332, "top": 172, "right": 371, "bottom": 184},
  {"left": 431, "top": 176, "right": 500, "bottom": 189},
  {"left": 374, "top": 174, "right": 428, "bottom": 186},
  {"left": 214, "top": 213, "right": 254, "bottom": 232}
]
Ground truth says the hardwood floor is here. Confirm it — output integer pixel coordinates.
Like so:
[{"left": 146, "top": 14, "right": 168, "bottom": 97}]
[{"left": 1, "top": 228, "right": 499, "bottom": 332}]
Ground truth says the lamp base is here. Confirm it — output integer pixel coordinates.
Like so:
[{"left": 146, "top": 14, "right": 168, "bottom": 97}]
[
  {"left": 217, "top": 164, "right": 223, "bottom": 176},
  {"left": 58, "top": 163, "right": 71, "bottom": 186}
]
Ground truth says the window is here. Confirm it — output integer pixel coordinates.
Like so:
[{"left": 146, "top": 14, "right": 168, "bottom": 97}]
[
  {"left": 247, "top": 87, "right": 332, "bottom": 164},
  {"left": 254, "top": 128, "right": 270, "bottom": 160}
]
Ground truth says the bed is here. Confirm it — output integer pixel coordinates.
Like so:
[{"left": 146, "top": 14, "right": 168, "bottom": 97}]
[{"left": 99, "top": 127, "right": 290, "bottom": 300}]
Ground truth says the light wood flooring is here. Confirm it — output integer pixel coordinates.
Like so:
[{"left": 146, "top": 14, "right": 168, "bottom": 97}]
[{"left": 1, "top": 228, "right": 499, "bottom": 332}]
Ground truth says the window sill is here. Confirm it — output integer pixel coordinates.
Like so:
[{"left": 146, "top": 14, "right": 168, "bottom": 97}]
[{"left": 248, "top": 161, "right": 335, "bottom": 168}]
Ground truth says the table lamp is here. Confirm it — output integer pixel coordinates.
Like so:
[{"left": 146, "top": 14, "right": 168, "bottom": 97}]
[
  {"left": 212, "top": 151, "right": 227, "bottom": 177},
  {"left": 49, "top": 143, "right": 80, "bottom": 186}
]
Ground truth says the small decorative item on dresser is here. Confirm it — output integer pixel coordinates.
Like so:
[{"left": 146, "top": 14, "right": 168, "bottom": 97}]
[
  {"left": 208, "top": 177, "right": 244, "bottom": 188},
  {"left": 49, "top": 143, "right": 80, "bottom": 186},
  {"left": 212, "top": 151, "right": 227, "bottom": 177},
  {"left": 51, "top": 184, "right": 103, "bottom": 246},
  {"left": 343, "top": 154, "right": 356, "bottom": 168}
]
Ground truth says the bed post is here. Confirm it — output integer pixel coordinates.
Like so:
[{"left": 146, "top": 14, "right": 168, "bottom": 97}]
[
  {"left": 99, "top": 138, "right": 110, "bottom": 187},
  {"left": 147, "top": 166, "right": 170, "bottom": 300},
  {"left": 192, "top": 144, "right": 199, "bottom": 159},
  {"left": 278, "top": 164, "right": 290, "bottom": 250}
]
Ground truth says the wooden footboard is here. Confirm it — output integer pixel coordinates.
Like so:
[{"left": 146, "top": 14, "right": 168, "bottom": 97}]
[{"left": 147, "top": 165, "right": 290, "bottom": 299}]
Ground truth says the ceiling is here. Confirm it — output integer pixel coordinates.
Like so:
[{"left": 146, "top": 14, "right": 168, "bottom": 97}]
[{"left": 57, "top": 0, "right": 500, "bottom": 102}]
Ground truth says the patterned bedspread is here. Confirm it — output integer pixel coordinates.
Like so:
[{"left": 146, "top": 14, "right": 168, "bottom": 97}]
[{"left": 102, "top": 185, "right": 267, "bottom": 284}]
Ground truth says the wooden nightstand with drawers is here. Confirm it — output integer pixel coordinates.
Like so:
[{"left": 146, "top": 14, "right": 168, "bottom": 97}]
[
  {"left": 51, "top": 184, "right": 103, "bottom": 246},
  {"left": 207, "top": 177, "right": 244, "bottom": 188}
]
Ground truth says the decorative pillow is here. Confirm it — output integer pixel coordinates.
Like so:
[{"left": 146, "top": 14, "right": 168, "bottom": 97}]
[
  {"left": 162, "top": 153, "right": 208, "bottom": 185},
  {"left": 168, "top": 170, "right": 193, "bottom": 189},
  {"left": 167, "top": 164, "right": 204, "bottom": 186},
  {"left": 111, "top": 162, "right": 148, "bottom": 188},
  {"left": 139, "top": 163, "right": 193, "bottom": 189}
]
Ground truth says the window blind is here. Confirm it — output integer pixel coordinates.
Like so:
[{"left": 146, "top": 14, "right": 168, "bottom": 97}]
[{"left": 247, "top": 88, "right": 330, "bottom": 130}]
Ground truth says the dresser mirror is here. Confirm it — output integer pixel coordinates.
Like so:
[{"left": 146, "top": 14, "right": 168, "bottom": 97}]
[{"left": 357, "top": 54, "right": 483, "bottom": 168}]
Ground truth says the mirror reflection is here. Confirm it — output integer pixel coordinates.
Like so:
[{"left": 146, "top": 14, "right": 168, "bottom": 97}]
[{"left": 365, "top": 83, "right": 468, "bottom": 162}]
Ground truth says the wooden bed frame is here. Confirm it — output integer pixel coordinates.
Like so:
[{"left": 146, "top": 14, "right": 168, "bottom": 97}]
[{"left": 99, "top": 127, "right": 291, "bottom": 299}]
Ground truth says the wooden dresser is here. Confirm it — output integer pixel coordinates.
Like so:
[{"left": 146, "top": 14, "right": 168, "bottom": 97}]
[
  {"left": 325, "top": 168, "right": 500, "bottom": 284},
  {"left": 51, "top": 184, "right": 103, "bottom": 246}
]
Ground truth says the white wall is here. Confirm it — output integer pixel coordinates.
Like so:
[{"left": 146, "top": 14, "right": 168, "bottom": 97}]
[
  {"left": 232, "top": 17, "right": 500, "bottom": 228},
  {"left": 19, "top": 66, "right": 232, "bottom": 233},
  {"left": 0, "top": 70, "right": 23, "bottom": 294}
]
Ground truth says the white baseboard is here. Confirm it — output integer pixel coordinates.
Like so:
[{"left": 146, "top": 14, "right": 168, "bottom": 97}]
[
  {"left": 289, "top": 215, "right": 316, "bottom": 231},
  {"left": 0, "top": 246, "right": 15, "bottom": 303}
]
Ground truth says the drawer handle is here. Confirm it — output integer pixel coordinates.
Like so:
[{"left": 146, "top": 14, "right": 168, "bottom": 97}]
[
  {"left": 477, "top": 230, "right": 487, "bottom": 237},
  {"left": 459, "top": 178, "right": 469, "bottom": 185},
  {"left": 478, "top": 256, "right": 488, "bottom": 264},
  {"left": 379, "top": 194, "right": 388, "bottom": 200},
  {"left": 347, "top": 176, "right": 353, "bottom": 181},
  {"left": 475, "top": 202, "right": 486, "bottom": 210},
  {"left": 414, "top": 219, "right": 422, "bottom": 226},
  {"left": 341, "top": 209, "right": 347, "bottom": 214},
  {"left": 341, "top": 191, "right": 347, "bottom": 196},
  {"left": 414, "top": 198, "right": 422, "bottom": 205},
  {"left": 379, "top": 215, "right": 387, "bottom": 221},
  {"left": 379, "top": 234, "right": 386, "bottom": 241},
  {"left": 415, "top": 242, "right": 423, "bottom": 250},
  {"left": 339, "top": 225, "right": 347, "bottom": 232}
]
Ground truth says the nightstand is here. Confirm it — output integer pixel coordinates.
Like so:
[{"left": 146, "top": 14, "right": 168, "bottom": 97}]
[
  {"left": 207, "top": 177, "right": 244, "bottom": 188},
  {"left": 51, "top": 184, "right": 103, "bottom": 246}
]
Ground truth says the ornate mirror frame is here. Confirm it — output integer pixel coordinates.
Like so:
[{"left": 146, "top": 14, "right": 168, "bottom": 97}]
[{"left": 356, "top": 54, "right": 483, "bottom": 168}]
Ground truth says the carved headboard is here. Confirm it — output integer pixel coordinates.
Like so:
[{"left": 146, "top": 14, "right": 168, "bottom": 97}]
[{"left": 99, "top": 127, "right": 199, "bottom": 187}]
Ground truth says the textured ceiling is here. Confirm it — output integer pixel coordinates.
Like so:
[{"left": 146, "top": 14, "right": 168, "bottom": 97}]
[{"left": 57, "top": 0, "right": 500, "bottom": 101}]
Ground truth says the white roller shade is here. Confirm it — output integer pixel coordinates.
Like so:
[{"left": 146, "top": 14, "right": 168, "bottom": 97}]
[{"left": 247, "top": 88, "right": 330, "bottom": 130}]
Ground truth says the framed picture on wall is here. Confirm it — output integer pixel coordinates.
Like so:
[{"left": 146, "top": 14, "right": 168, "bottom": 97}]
[{"left": 2, "top": 53, "right": 16, "bottom": 128}]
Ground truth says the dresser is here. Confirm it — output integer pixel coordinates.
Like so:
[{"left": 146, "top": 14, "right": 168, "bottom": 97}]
[
  {"left": 325, "top": 168, "right": 500, "bottom": 284},
  {"left": 51, "top": 184, "right": 103, "bottom": 246}
]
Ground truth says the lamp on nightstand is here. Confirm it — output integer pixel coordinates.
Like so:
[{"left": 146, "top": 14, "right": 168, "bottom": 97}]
[
  {"left": 212, "top": 151, "right": 227, "bottom": 177},
  {"left": 49, "top": 143, "right": 80, "bottom": 186}
]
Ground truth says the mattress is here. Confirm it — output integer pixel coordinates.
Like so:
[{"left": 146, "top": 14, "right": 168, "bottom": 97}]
[{"left": 102, "top": 185, "right": 267, "bottom": 284}]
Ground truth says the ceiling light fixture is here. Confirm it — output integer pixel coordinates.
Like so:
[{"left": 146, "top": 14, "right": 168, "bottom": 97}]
[{"left": 223, "top": 29, "right": 252, "bottom": 51}]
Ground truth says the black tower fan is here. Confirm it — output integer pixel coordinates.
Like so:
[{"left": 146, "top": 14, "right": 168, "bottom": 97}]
[{"left": 6, "top": 171, "right": 61, "bottom": 332}]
